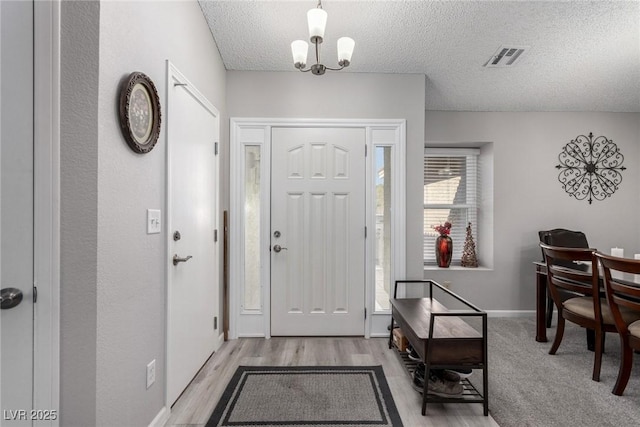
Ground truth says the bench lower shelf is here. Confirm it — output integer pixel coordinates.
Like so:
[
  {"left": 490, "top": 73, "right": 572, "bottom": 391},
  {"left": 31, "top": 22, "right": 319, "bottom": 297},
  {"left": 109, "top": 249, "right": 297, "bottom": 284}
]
[{"left": 392, "top": 341, "right": 486, "bottom": 406}]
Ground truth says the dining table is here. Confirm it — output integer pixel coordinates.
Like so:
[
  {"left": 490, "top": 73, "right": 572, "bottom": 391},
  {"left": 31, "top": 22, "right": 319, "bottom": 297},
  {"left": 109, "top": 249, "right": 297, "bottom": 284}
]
[{"left": 534, "top": 260, "right": 640, "bottom": 343}]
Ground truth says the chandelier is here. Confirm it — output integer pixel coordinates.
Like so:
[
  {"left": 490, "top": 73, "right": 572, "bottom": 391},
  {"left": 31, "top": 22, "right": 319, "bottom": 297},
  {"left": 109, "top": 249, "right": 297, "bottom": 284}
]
[{"left": 290, "top": 0, "right": 355, "bottom": 75}]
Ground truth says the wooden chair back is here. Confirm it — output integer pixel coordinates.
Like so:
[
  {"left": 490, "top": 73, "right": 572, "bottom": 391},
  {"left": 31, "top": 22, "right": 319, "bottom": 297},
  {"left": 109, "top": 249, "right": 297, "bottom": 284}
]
[
  {"left": 540, "top": 244, "right": 600, "bottom": 316},
  {"left": 538, "top": 229, "right": 590, "bottom": 328},
  {"left": 595, "top": 252, "right": 640, "bottom": 334}
]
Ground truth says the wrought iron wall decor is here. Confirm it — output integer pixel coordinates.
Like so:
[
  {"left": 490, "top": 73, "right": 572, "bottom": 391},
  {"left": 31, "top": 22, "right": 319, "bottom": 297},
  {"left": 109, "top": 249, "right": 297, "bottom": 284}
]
[{"left": 556, "top": 132, "right": 626, "bottom": 204}]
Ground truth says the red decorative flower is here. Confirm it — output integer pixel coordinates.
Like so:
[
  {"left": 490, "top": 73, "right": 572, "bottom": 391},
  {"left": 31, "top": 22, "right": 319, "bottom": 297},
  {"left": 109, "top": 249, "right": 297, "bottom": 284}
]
[{"left": 433, "top": 221, "right": 452, "bottom": 235}]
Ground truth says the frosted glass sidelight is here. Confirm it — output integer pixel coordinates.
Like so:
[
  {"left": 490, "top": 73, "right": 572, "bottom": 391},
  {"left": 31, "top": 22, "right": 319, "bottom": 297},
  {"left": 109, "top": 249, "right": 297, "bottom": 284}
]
[
  {"left": 244, "top": 146, "right": 261, "bottom": 310},
  {"left": 375, "top": 146, "right": 392, "bottom": 312}
]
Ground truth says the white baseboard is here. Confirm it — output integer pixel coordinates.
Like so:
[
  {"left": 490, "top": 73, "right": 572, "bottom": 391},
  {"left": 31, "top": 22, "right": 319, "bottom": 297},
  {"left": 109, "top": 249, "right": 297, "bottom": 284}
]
[
  {"left": 238, "top": 333, "right": 266, "bottom": 338},
  {"left": 235, "top": 313, "right": 535, "bottom": 342},
  {"left": 486, "top": 310, "right": 535, "bottom": 318},
  {"left": 148, "top": 406, "right": 170, "bottom": 427},
  {"left": 370, "top": 332, "right": 391, "bottom": 338}
]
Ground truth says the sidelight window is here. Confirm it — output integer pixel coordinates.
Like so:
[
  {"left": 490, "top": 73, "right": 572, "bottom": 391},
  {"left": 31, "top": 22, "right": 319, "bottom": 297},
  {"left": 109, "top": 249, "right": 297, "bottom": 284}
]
[
  {"left": 243, "top": 146, "right": 261, "bottom": 310},
  {"left": 374, "top": 146, "right": 393, "bottom": 311}
]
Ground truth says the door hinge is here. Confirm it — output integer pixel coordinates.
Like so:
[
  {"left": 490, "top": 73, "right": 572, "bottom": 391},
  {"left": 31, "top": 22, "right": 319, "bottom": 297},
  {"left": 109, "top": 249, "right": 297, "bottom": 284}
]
[
  {"left": 214, "top": 229, "right": 218, "bottom": 242},
  {"left": 365, "top": 226, "right": 367, "bottom": 238},
  {"left": 215, "top": 141, "right": 219, "bottom": 155},
  {"left": 214, "top": 316, "right": 218, "bottom": 330},
  {"left": 365, "top": 145, "right": 368, "bottom": 156},
  {"left": 33, "top": 286, "right": 38, "bottom": 303},
  {"left": 364, "top": 308, "right": 367, "bottom": 319}
]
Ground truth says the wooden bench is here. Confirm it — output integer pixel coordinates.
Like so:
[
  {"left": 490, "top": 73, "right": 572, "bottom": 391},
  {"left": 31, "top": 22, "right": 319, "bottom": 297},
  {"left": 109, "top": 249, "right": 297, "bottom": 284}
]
[{"left": 389, "top": 280, "right": 488, "bottom": 416}]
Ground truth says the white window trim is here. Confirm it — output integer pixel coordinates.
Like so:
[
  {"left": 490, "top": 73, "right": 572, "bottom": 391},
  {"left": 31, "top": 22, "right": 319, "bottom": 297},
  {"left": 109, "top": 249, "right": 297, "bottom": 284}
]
[
  {"left": 369, "top": 137, "right": 402, "bottom": 315},
  {"left": 230, "top": 118, "right": 406, "bottom": 339}
]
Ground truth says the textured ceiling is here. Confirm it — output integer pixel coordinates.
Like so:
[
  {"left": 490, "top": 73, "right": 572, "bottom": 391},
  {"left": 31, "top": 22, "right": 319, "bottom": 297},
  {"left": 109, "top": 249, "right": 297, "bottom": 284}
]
[{"left": 199, "top": 0, "right": 640, "bottom": 112}]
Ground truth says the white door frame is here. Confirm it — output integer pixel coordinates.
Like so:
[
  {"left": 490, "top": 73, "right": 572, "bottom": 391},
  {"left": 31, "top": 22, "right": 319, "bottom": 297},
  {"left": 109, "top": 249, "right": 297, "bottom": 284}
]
[
  {"left": 230, "top": 118, "right": 406, "bottom": 340},
  {"left": 33, "top": 1, "right": 61, "bottom": 423},
  {"left": 164, "top": 61, "right": 222, "bottom": 410},
  {"left": 0, "top": 0, "right": 63, "bottom": 423}
]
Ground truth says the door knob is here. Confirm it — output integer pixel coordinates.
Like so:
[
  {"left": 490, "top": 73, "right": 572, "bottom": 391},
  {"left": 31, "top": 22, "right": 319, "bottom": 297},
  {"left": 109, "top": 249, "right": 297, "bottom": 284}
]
[
  {"left": 1, "top": 288, "right": 23, "bottom": 310},
  {"left": 173, "top": 254, "right": 193, "bottom": 266},
  {"left": 273, "top": 244, "right": 288, "bottom": 253}
]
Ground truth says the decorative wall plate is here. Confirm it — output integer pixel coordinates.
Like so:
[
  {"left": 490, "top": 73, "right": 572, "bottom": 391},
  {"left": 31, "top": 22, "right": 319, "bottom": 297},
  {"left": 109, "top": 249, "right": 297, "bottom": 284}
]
[
  {"left": 556, "top": 132, "right": 625, "bottom": 204},
  {"left": 119, "top": 72, "right": 161, "bottom": 154}
]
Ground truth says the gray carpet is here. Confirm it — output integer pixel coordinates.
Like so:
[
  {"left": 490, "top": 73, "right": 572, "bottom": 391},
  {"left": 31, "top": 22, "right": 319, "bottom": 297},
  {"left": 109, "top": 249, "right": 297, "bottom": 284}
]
[
  {"left": 487, "top": 317, "right": 640, "bottom": 427},
  {"left": 206, "top": 365, "right": 403, "bottom": 427}
]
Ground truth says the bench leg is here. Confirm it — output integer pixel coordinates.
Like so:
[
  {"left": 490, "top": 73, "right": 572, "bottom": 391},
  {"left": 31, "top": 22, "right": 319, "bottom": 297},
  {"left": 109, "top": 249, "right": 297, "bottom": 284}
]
[
  {"left": 483, "top": 365, "right": 489, "bottom": 416},
  {"left": 421, "top": 383, "right": 428, "bottom": 415},
  {"left": 421, "top": 359, "right": 430, "bottom": 415},
  {"left": 388, "top": 317, "right": 395, "bottom": 349}
]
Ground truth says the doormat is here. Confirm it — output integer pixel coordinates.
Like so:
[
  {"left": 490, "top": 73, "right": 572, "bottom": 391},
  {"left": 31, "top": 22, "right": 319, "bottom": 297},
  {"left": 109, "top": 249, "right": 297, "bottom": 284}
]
[{"left": 205, "top": 365, "right": 403, "bottom": 427}]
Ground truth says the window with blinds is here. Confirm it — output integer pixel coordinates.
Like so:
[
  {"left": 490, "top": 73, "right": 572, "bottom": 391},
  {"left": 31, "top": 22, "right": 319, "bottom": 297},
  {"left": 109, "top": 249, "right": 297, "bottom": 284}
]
[{"left": 424, "top": 148, "right": 479, "bottom": 265}]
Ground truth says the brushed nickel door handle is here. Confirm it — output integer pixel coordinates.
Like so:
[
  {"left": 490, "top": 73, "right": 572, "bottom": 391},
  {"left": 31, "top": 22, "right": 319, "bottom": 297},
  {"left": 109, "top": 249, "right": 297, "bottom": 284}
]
[
  {"left": 173, "top": 254, "right": 193, "bottom": 266},
  {"left": 273, "top": 245, "right": 288, "bottom": 253},
  {"left": 0, "top": 288, "right": 23, "bottom": 309}
]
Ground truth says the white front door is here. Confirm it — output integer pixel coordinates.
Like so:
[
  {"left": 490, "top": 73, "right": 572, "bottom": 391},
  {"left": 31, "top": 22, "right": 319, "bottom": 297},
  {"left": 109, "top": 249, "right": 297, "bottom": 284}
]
[
  {"left": 270, "top": 127, "right": 366, "bottom": 336},
  {"left": 167, "top": 66, "right": 219, "bottom": 405},
  {"left": 1, "top": 1, "right": 35, "bottom": 425}
]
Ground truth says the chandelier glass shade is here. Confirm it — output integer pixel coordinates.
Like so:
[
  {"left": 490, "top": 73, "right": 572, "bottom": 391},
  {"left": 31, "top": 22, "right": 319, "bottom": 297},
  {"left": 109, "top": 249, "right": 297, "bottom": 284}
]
[{"left": 291, "top": 0, "right": 354, "bottom": 75}]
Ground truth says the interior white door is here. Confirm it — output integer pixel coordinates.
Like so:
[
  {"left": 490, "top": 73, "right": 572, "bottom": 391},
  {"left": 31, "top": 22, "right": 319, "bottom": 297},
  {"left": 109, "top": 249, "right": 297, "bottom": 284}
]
[
  {"left": 1, "top": 1, "right": 35, "bottom": 425},
  {"left": 167, "top": 72, "right": 219, "bottom": 406},
  {"left": 271, "top": 127, "right": 366, "bottom": 336}
]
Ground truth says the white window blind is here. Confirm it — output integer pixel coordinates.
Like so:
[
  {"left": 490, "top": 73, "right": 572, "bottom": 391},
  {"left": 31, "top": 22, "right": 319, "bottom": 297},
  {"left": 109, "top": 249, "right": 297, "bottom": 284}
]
[{"left": 424, "top": 148, "right": 479, "bottom": 265}]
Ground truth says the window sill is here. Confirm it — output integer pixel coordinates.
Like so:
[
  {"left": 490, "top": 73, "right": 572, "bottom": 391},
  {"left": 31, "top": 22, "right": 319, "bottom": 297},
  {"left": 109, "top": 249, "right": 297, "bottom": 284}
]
[{"left": 424, "top": 265, "right": 493, "bottom": 272}]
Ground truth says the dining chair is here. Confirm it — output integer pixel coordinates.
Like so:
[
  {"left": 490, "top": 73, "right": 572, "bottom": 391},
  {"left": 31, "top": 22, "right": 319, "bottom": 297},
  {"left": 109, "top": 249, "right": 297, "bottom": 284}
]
[
  {"left": 541, "top": 244, "right": 625, "bottom": 381},
  {"left": 595, "top": 252, "right": 640, "bottom": 395},
  {"left": 538, "top": 229, "right": 590, "bottom": 328}
]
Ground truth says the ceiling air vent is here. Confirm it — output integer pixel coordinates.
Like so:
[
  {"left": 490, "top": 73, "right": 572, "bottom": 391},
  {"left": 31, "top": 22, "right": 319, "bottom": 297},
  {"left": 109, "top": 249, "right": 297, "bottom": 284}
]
[{"left": 484, "top": 45, "right": 529, "bottom": 68}]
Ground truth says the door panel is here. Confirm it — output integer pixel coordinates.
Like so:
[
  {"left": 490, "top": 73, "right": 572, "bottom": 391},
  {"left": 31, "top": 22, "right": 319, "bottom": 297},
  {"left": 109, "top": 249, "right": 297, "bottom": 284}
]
[
  {"left": 271, "top": 127, "right": 365, "bottom": 336},
  {"left": 167, "top": 73, "right": 219, "bottom": 405},
  {"left": 1, "top": 1, "right": 34, "bottom": 425}
]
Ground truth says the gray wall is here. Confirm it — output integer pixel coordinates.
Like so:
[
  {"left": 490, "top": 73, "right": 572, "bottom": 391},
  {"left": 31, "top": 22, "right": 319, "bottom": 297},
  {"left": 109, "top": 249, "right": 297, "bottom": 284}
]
[
  {"left": 227, "top": 71, "right": 426, "bottom": 279},
  {"left": 424, "top": 111, "right": 640, "bottom": 311},
  {"left": 60, "top": 1, "right": 228, "bottom": 425},
  {"left": 60, "top": 1, "right": 99, "bottom": 426}
]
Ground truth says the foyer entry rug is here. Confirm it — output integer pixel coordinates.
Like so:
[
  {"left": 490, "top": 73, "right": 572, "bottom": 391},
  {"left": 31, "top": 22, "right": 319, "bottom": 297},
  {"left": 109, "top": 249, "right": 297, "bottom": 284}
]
[{"left": 205, "top": 366, "right": 403, "bottom": 427}]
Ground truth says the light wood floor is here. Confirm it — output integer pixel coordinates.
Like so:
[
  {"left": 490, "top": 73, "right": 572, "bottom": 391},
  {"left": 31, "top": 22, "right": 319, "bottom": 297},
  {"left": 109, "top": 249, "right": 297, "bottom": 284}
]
[{"left": 165, "top": 337, "right": 499, "bottom": 427}]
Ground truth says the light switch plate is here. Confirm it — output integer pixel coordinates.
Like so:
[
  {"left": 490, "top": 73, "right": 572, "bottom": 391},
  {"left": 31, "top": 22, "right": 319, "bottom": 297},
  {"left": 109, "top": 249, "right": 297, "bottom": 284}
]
[
  {"left": 146, "top": 359, "right": 156, "bottom": 389},
  {"left": 147, "top": 209, "right": 161, "bottom": 234}
]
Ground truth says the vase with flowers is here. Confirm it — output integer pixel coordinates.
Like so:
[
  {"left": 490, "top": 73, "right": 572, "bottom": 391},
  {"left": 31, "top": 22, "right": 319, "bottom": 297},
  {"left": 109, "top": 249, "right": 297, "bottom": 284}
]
[{"left": 433, "top": 222, "right": 453, "bottom": 268}]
